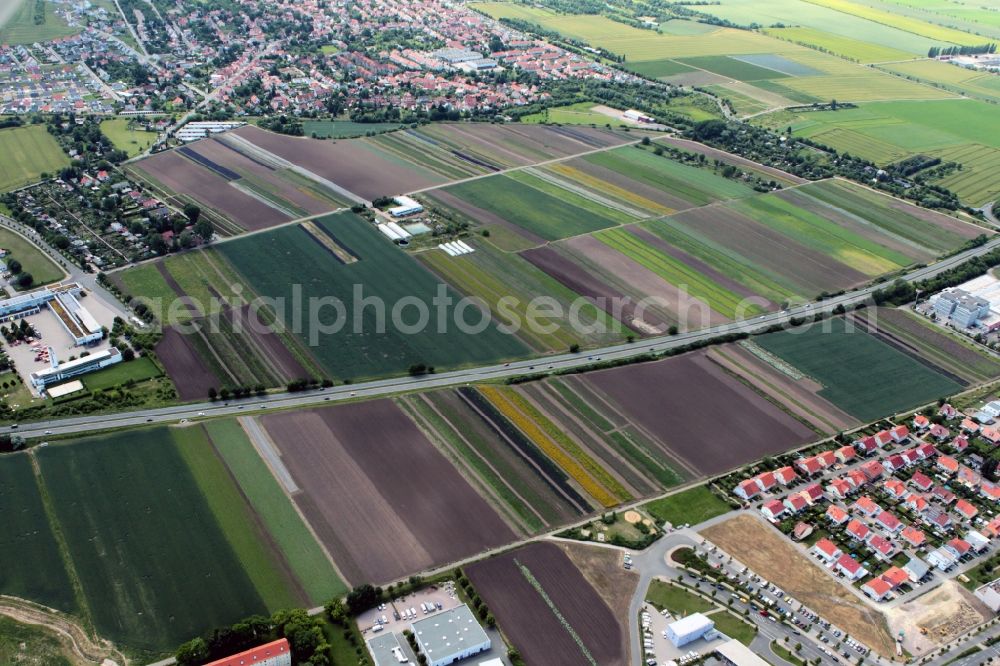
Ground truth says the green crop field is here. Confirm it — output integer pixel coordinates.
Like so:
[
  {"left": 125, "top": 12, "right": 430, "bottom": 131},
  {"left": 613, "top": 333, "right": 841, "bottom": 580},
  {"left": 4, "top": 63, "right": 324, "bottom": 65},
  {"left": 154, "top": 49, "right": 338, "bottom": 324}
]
[
  {"left": 520, "top": 102, "right": 620, "bottom": 125},
  {"left": 0, "top": 125, "right": 69, "bottom": 192},
  {"left": 587, "top": 146, "right": 754, "bottom": 206},
  {"left": 731, "top": 193, "right": 912, "bottom": 276},
  {"left": 881, "top": 59, "right": 1000, "bottom": 104},
  {"left": 801, "top": 0, "right": 986, "bottom": 45},
  {"left": 0, "top": 227, "right": 64, "bottom": 287},
  {"left": 100, "top": 119, "right": 157, "bottom": 158},
  {"left": 218, "top": 212, "right": 526, "bottom": 379},
  {"left": 596, "top": 227, "right": 766, "bottom": 319},
  {"left": 0, "top": 615, "right": 79, "bottom": 665},
  {"left": 755, "top": 317, "right": 962, "bottom": 421},
  {"left": 37, "top": 428, "right": 269, "bottom": 652},
  {"left": 303, "top": 120, "right": 406, "bottom": 138},
  {"left": 116, "top": 262, "right": 178, "bottom": 313},
  {"left": 0, "top": 0, "right": 79, "bottom": 44},
  {"left": 175, "top": 426, "right": 303, "bottom": 611},
  {"left": 441, "top": 172, "right": 626, "bottom": 240},
  {"left": 643, "top": 485, "right": 732, "bottom": 526},
  {"left": 624, "top": 59, "right": 696, "bottom": 79},
  {"left": 765, "top": 26, "right": 915, "bottom": 62},
  {"left": 677, "top": 55, "right": 790, "bottom": 81},
  {"left": 205, "top": 419, "right": 346, "bottom": 604},
  {"left": 82, "top": 356, "right": 162, "bottom": 391},
  {"left": 420, "top": 239, "right": 623, "bottom": 351},
  {"left": 931, "top": 143, "right": 1000, "bottom": 206},
  {"left": 0, "top": 454, "right": 74, "bottom": 613}
]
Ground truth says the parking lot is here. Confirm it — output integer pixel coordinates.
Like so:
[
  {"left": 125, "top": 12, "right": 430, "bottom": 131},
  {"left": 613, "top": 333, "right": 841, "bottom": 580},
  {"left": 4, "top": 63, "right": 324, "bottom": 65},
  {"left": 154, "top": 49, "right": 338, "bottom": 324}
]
[{"left": 357, "top": 582, "right": 461, "bottom": 636}]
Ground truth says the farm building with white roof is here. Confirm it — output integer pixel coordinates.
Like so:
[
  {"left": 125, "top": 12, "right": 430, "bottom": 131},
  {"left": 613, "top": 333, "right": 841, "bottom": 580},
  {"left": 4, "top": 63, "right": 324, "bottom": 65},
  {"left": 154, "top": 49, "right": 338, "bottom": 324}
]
[{"left": 411, "top": 604, "right": 490, "bottom": 666}]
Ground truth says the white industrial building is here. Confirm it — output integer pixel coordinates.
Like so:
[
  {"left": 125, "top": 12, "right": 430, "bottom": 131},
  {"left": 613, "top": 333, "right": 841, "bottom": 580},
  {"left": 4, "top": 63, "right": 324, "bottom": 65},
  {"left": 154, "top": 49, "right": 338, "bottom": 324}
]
[
  {"left": 715, "top": 639, "right": 770, "bottom": 666},
  {"left": 666, "top": 613, "right": 716, "bottom": 648},
  {"left": 175, "top": 121, "right": 245, "bottom": 142},
  {"left": 411, "top": 604, "right": 490, "bottom": 666},
  {"left": 975, "top": 578, "right": 1000, "bottom": 612},
  {"left": 30, "top": 346, "right": 122, "bottom": 389},
  {"left": 931, "top": 275, "right": 1000, "bottom": 331},
  {"left": 0, "top": 283, "right": 103, "bottom": 345},
  {"left": 389, "top": 195, "right": 424, "bottom": 217}
]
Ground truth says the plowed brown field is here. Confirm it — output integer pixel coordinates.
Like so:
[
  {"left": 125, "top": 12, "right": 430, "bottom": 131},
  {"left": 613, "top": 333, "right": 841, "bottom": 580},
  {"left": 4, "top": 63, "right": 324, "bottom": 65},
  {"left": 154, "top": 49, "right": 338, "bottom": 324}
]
[{"left": 260, "top": 400, "right": 516, "bottom": 584}]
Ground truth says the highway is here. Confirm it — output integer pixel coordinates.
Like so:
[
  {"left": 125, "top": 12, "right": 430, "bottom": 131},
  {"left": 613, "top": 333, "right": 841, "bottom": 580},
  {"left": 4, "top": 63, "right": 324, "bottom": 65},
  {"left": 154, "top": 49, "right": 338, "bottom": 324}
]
[{"left": 6, "top": 234, "right": 1000, "bottom": 438}]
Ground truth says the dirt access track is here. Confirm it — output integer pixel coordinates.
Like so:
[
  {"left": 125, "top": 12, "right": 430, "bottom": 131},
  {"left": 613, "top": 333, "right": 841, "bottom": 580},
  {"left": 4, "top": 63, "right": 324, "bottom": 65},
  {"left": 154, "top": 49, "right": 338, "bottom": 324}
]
[
  {"left": 0, "top": 595, "right": 126, "bottom": 665},
  {"left": 701, "top": 514, "right": 895, "bottom": 657}
]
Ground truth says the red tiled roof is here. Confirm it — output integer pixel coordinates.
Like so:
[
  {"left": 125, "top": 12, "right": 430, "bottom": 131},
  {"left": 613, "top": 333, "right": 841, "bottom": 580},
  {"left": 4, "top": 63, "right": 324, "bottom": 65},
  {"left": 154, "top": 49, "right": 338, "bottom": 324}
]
[{"left": 206, "top": 639, "right": 290, "bottom": 666}]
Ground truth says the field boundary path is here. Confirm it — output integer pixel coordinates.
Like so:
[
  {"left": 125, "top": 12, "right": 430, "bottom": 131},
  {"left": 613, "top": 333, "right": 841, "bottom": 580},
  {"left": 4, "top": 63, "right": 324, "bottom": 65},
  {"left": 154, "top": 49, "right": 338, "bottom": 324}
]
[{"left": 0, "top": 595, "right": 127, "bottom": 666}]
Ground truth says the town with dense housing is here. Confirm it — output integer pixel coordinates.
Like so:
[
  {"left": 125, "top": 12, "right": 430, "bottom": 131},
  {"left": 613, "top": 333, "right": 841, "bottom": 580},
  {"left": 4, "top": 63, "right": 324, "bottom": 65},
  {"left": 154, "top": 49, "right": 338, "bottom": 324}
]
[{"left": 1, "top": 0, "right": 1000, "bottom": 665}]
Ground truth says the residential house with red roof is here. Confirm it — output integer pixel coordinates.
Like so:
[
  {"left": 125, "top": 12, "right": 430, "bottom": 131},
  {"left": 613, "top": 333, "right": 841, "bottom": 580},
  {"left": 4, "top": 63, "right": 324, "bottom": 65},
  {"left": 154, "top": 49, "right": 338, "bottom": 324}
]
[
  {"left": 914, "top": 443, "right": 938, "bottom": 459},
  {"left": 855, "top": 436, "right": 878, "bottom": 456},
  {"left": 847, "top": 469, "right": 868, "bottom": 489},
  {"left": 796, "top": 456, "right": 823, "bottom": 476},
  {"left": 835, "top": 445, "right": 857, "bottom": 464},
  {"left": 876, "top": 510, "right": 903, "bottom": 533},
  {"left": 868, "top": 534, "right": 898, "bottom": 561},
  {"left": 891, "top": 425, "right": 910, "bottom": 442},
  {"left": 884, "top": 478, "right": 908, "bottom": 499},
  {"left": 784, "top": 494, "right": 809, "bottom": 514},
  {"left": 798, "top": 483, "right": 826, "bottom": 505},
  {"left": 775, "top": 466, "right": 798, "bottom": 486},
  {"left": 928, "top": 424, "right": 951, "bottom": 442},
  {"left": 861, "top": 460, "right": 885, "bottom": 481},
  {"left": 816, "top": 450, "right": 838, "bottom": 468},
  {"left": 952, "top": 436, "right": 970, "bottom": 452},
  {"left": 761, "top": 499, "right": 787, "bottom": 522},
  {"left": 947, "top": 537, "right": 971, "bottom": 558},
  {"left": 981, "top": 426, "right": 1000, "bottom": 445},
  {"left": 913, "top": 415, "right": 930, "bottom": 431},
  {"left": 734, "top": 478, "right": 761, "bottom": 501},
  {"left": 910, "top": 471, "right": 934, "bottom": 492},
  {"left": 826, "top": 505, "right": 849, "bottom": 525},
  {"left": 756, "top": 471, "right": 778, "bottom": 492},
  {"left": 981, "top": 482, "right": 1000, "bottom": 503},
  {"left": 826, "top": 478, "right": 854, "bottom": 500},
  {"left": 961, "top": 418, "right": 980, "bottom": 434},
  {"left": 984, "top": 515, "right": 1000, "bottom": 538},
  {"left": 932, "top": 486, "right": 956, "bottom": 504},
  {"left": 812, "top": 537, "right": 842, "bottom": 564},
  {"left": 937, "top": 455, "right": 960, "bottom": 474},
  {"left": 927, "top": 508, "right": 953, "bottom": 531},
  {"left": 874, "top": 430, "right": 895, "bottom": 448},
  {"left": 862, "top": 576, "right": 893, "bottom": 601},
  {"left": 882, "top": 454, "right": 906, "bottom": 473},
  {"left": 900, "top": 448, "right": 921, "bottom": 467},
  {"left": 901, "top": 525, "right": 927, "bottom": 547},
  {"left": 955, "top": 499, "right": 979, "bottom": 520},
  {"left": 836, "top": 553, "right": 867, "bottom": 580},
  {"left": 903, "top": 493, "right": 929, "bottom": 514},
  {"left": 846, "top": 519, "right": 871, "bottom": 542},
  {"left": 939, "top": 404, "right": 959, "bottom": 420},
  {"left": 957, "top": 466, "right": 981, "bottom": 489},
  {"left": 853, "top": 495, "right": 881, "bottom": 518},
  {"left": 882, "top": 566, "right": 911, "bottom": 589}
]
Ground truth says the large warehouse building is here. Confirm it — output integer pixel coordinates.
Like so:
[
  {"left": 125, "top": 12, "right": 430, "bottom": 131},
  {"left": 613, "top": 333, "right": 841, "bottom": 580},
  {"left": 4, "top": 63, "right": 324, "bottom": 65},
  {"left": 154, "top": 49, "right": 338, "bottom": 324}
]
[
  {"left": 0, "top": 283, "right": 103, "bottom": 346},
  {"left": 666, "top": 613, "right": 716, "bottom": 648},
  {"left": 412, "top": 604, "right": 490, "bottom": 666}
]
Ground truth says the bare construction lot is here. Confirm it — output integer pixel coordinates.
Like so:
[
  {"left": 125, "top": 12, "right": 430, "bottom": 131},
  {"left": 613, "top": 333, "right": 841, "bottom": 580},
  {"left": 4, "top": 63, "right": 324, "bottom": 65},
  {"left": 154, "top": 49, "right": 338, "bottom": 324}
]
[
  {"left": 701, "top": 514, "right": 895, "bottom": 656},
  {"left": 259, "top": 400, "right": 516, "bottom": 585}
]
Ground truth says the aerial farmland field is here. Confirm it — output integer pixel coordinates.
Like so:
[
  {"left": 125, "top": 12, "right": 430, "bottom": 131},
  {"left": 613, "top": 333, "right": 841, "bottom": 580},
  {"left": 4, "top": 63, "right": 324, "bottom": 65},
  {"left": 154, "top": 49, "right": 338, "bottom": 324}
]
[
  {"left": 582, "top": 350, "right": 816, "bottom": 475},
  {"left": 0, "top": 125, "right": 69, "bottom": 192},
  {"left": 35, "top": 427, "right": 278, "bottom": 652},
  {"left": 417, "top": 239, "right": 624, "bottom": 351},
  {"left": 259, "top": 401, "right": 517, "bottom": 585},
  {"left": 0, "top": 454, "right": 74, "bottom": 613},
  {"left": 754, "top": 316, "right": 963, "bottom": 421},
  {"left": 467, "top": 542, "right": 629, "bottom": 666},
  {"left": 218, "top": 211, "right": 526, "bottom": 380},
  {"left": 880, "top": 59, "right": 1000, "bottom": 103}
]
